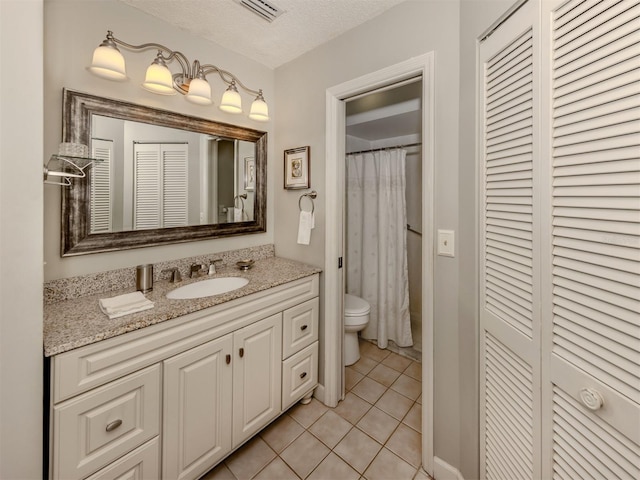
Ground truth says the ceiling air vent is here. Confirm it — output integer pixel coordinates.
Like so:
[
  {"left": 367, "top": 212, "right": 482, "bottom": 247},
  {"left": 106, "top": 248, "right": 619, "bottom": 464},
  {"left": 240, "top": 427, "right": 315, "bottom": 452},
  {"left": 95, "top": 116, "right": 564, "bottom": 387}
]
[{"left": 236, "top": 0, "right": 284, "bottom": 23}]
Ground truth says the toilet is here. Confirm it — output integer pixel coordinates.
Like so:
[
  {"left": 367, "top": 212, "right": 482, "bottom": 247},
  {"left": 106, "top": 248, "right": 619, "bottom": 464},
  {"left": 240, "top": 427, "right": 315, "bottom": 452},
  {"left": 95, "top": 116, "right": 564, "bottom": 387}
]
[{"left": 344, "top": 294, "right": 371, "bottom": 366}]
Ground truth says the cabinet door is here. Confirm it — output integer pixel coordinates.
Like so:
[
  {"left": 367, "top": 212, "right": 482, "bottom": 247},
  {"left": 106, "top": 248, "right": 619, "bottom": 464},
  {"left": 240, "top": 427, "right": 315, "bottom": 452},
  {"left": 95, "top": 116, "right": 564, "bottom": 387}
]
[
  {"left": 163, "top": 335, "right": 233, "bottom": 480},
  {"left": 233, "top": 313, "right": 282, "bottom": 448}
]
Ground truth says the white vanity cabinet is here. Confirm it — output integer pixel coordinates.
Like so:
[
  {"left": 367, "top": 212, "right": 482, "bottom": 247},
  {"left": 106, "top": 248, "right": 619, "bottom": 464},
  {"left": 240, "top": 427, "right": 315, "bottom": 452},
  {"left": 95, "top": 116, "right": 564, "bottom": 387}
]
[
  {"left": 48, "top": 274, "right": 319, "bottom": 480},
  {"left": 162, "top": 314, "right": 282, "bottom": 480}
]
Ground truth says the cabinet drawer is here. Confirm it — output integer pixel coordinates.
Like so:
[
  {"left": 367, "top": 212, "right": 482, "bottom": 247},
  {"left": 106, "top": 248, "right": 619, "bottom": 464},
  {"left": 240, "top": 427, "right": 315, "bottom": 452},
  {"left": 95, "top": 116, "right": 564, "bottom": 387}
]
[
  {"left": 86, "top": 437, "right": 160, "bottom": 480},
  {"left": 282, "top": 342, "right": 318, "bottom": 410},
  {"left": 52, "top": 365, "right": 161, "bottom": 480},
  {"left": 282, "top": 297, "right": 319, "bottom": 358}
]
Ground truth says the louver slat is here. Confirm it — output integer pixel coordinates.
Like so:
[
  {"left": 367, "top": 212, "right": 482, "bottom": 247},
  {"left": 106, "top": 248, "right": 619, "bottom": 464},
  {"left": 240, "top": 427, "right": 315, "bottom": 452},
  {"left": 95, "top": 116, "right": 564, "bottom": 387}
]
[
  {"left": 484, "top": 27, "right": 535, "bottom": 340},
  {"left": 484, "top": 333, "right": 534, "bottom": 480},
  {"left": 90, "top": 141, "right": 112, "bottom": 233},
  {"left": 554, "top": 2, "right": 639, "bottom": 56},
  {"left": 134, "top": 149, "right": 161, "bottom": 230},
  {"left": 162, "top": 148, "right": 188, "bottom": 228},
  {"left": 552, "top": 387, "right": 640, "bottom": 480},
  {"left": 551, "top": 2, "right": 640, "bottom": 475},
  {"left": 553, "top": 0, "right": 620, "bottom": 34}
]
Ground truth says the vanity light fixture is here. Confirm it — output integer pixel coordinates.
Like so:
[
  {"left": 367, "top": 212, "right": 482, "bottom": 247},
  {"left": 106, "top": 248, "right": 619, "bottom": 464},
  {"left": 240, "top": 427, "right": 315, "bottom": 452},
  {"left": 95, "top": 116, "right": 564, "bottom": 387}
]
[{"left": 88, "top": 31, "right": 269, "bottom": 122}]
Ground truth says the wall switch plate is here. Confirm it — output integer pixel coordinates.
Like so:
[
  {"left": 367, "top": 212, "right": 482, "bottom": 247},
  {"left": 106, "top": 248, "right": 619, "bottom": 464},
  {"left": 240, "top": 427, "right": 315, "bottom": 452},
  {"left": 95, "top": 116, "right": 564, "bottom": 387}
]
[{"left": 437, "top": 229, "right": 455, "bottom": 257}]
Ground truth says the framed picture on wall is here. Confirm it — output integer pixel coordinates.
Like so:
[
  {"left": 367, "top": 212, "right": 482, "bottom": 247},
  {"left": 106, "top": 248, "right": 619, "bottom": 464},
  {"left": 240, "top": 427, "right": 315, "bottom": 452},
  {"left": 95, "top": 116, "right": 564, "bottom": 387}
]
[
  {"left": 244, "top": 156, "right": 255, "bottom": 191},
  {"left": 284, "top": 146, "right": 310, "bottom": 189}
]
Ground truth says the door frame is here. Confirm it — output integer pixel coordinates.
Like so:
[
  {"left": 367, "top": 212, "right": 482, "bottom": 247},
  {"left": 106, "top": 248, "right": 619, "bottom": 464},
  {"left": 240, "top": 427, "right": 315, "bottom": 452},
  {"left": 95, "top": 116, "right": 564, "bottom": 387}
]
[{"left": 325, "top": 52, "right": 435, "bottom": 475}]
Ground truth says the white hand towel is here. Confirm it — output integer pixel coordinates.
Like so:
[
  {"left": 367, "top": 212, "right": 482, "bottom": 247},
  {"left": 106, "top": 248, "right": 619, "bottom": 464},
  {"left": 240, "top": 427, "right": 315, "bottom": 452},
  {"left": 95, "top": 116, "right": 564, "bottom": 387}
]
[
  {"left": 234, "top": 207, "right": 243, "bottom": 222},
  {"left": 297, "top": 210, "right": 313, "bottom": 245},
  {"left": 99, "top": 291, "right": 154, "bottom": 319}
]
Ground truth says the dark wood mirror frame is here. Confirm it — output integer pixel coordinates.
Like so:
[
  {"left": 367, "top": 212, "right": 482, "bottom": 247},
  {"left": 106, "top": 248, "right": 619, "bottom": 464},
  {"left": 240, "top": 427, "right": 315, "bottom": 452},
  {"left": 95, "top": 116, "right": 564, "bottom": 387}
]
[{"left": 61, "top": 89, "right": 267, "bottom": 256}]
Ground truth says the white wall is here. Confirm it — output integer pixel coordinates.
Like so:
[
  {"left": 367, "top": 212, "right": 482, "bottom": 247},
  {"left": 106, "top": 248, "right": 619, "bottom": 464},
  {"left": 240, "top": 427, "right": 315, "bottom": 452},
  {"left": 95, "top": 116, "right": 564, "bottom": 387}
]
[
  {"left": 0, "top": 1, "right": 44, "bottom": 477},
  {"left": 43, "top": 0, "right": 275, "bottom": 281},
  {"left": 274, "top": 0, "right": 463, "bottom": 471}
]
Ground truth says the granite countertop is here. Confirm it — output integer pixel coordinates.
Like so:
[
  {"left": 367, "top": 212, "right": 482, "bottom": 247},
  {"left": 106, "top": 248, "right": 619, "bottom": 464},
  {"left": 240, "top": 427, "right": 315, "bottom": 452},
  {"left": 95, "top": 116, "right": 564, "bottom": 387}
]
[{"left": 44, "top": 257, "right": 321, "bottom": 357}]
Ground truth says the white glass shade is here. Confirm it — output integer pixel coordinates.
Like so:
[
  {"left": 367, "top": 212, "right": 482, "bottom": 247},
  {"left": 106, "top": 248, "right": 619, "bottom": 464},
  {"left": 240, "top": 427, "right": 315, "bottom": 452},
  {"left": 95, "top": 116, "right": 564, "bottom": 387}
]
[
  {"left": 249, "top": 98, "right": 269, "bottom": 122},
  {"left": 185, "top": 77, "right": 212, "bottom": 105},
  {"left": 142, "top": 63, "right": 176, "bottom": 95},
  {"left": 219, "top": 88, "right": 243, "bottom": 114},
  {"left": 88, "top": 45, "right": 127, "bottom": 81}
]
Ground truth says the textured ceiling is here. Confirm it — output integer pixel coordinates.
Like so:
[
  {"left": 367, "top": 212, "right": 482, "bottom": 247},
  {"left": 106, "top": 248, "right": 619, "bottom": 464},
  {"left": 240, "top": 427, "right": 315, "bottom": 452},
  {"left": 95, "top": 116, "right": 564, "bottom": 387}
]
[{"left": 120, "top": 0, "right": 408, "bottom": 69}]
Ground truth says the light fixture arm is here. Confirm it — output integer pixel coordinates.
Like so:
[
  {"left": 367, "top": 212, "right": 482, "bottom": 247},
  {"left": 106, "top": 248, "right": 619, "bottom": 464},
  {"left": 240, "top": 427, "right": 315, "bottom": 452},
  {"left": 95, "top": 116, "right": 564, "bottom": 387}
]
[
  {"left": 106, "top": 31, "right": 192, "bottom": 80},
  {"left": 89, "top": 31, "right": 269, "bottom": 121},
  {"left": 200, "top": 64, "right": 260, "bottom": 96},
  {"left": 105, "top": 31, "right": 258, "bottom": 94}
]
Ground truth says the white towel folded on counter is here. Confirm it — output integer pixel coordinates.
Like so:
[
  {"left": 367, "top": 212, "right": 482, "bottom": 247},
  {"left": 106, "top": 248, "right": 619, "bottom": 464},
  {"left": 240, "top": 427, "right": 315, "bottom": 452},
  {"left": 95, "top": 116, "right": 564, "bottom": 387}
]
[{"left": 99, "top": 291, "right": 154, "bottom": 319}]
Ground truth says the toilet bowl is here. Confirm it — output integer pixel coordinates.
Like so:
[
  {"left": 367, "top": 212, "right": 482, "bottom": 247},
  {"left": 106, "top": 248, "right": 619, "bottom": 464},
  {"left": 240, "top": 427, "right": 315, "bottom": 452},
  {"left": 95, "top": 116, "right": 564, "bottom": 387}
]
[{"left": 344, "top": 294, "right": 371, "bottom": 366}]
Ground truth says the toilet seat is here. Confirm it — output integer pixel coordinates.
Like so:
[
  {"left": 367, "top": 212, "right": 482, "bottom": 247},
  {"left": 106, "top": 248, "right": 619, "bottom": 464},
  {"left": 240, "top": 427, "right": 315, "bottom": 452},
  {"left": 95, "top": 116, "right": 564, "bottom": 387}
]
[
  {"left": 343, "top": 294, "right": 370, "bottom": 366},
  {"left": 345, "top": 294, "right": 370, "bottom": 315}
]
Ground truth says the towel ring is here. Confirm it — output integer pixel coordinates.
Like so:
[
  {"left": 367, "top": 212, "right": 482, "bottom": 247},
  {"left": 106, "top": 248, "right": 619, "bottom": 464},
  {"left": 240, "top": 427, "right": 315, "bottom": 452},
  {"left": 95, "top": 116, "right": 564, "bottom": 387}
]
[
  {"left": 298, "top": 190, "right": 317, "bottom": 215},
  {"left": 234, "top": 193, "right": 247, "bottom": 210}
]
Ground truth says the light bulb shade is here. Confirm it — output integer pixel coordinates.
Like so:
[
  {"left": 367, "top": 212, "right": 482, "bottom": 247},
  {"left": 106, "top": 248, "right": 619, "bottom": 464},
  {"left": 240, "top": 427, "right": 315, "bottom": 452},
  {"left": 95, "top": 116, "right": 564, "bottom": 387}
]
[
  {"left": 142, "top": 62, "right": 176, "bottom": 95},
  {"left": 219, "top": 86, "right": 243, "bottom": 114},
  {"left": 249, "top": 97, "right": 269, "bottom": 122},
  {"left": 186, "top": 77, "right": 212, "bottom": 105},
  {"left": 88, "top": 44, "right": 127, "bottom": 81}
]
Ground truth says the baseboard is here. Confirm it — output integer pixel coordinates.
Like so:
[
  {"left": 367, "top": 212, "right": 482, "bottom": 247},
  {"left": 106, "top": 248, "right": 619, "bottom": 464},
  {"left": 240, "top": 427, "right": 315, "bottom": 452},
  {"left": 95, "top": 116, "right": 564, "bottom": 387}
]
[{"left": 433, "top": 456, "right": 465, "bottom": 480}]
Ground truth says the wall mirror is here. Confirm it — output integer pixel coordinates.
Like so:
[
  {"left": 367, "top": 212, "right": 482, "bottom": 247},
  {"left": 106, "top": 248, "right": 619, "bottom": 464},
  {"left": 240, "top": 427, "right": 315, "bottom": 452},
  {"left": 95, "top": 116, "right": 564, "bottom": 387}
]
[{"left": 61, "top": 89, "right": 267, "bottom": 256}]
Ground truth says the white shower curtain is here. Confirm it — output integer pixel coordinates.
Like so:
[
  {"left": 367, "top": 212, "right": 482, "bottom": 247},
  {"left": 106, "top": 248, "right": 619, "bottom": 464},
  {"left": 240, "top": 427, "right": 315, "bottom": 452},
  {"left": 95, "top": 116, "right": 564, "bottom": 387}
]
[{"left": 346, "top": 148, "right": 412, "bottom": 348}]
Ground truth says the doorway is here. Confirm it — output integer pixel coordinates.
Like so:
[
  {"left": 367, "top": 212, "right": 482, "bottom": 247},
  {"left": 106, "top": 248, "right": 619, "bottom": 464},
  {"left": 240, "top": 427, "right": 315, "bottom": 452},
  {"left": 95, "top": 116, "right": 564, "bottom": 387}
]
[
  {"left": 324, "top": 53, "right": 435, "bottom": 475},
  {"left": 345, "top": 78, "right": 423, "bottom": 357}
]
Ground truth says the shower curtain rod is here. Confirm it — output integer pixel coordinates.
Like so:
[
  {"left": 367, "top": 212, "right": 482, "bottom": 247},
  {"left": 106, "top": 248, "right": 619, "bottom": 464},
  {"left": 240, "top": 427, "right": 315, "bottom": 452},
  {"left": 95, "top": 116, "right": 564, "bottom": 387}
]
[{"left": 346, "top": 142, "right": 422, "bottom": 156}]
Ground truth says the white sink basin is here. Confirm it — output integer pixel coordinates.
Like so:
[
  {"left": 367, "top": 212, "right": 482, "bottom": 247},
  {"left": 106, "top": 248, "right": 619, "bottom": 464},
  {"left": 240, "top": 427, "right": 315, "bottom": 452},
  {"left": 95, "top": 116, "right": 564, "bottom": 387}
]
[{"left": 167, "top": 277, "right": 249, "bottom": 299}]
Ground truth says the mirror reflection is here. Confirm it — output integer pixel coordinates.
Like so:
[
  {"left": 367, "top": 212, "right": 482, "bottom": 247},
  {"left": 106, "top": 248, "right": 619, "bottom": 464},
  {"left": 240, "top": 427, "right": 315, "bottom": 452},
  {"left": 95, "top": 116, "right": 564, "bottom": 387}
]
[
  {"left": 90, "top": 115, "right": 255, "bottom": 233},
  {"left": 61, "top": 89, "right": 267, "bottom": 256}
]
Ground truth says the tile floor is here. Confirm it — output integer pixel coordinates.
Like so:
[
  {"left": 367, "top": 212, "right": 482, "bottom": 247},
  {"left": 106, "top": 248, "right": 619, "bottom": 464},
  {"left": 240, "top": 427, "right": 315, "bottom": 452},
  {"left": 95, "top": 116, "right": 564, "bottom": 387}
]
[{"left": 202, "top": 339, "right": 431, "bottom": 480}]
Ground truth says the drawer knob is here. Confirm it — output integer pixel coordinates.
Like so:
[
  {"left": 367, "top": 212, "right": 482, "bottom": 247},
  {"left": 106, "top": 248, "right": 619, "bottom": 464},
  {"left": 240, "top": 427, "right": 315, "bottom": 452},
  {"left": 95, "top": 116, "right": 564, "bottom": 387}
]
[
  {"left": 226, "top": 354, "right": 231, "bottom": 365},
  {"left": 239, "top": 347, "right": 244, "bottom": 358},
  {"left": 105, "top": 419, "right": 123, "bottom": 432},
  {"left": 300, "top": 325, "right": 308, "bottom": 331},
  {"left": 300, "top": 372, "right": 307, "bottom": 379}
]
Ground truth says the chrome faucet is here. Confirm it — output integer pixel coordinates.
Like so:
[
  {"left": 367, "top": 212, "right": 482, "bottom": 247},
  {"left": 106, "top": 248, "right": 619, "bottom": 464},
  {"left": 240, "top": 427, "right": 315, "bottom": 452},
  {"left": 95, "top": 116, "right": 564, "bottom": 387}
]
[
  {"left": 161, "top": 267, "right": 182, "bottom": 283},
  {"left": 208, "top": 258, "right": 224, "bottom": 275},
  {"left": 190, "top": 263, "right": 206, "bottom": 278}
]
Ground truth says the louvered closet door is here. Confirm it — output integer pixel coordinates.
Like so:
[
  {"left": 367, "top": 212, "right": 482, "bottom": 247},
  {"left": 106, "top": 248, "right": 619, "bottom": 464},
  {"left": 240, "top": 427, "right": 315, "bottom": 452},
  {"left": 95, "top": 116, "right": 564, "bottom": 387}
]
[
  {"left": 133, "top": 143, "right": 188, "bottom": 229},
  {"left": 479, "top": 2, "right": 541, "bottom": 479},
  {"left": 162, "top": 146, "right": 188, "bottom": 227},
  {"left": 90, "top": 139, "right": 113, "bottom": 233},
  {"left": 542, "top": 1, "right": 640, "bottom": 478},
  {"left": 134, "top": 144, "right": 162, "bottom": 230}
]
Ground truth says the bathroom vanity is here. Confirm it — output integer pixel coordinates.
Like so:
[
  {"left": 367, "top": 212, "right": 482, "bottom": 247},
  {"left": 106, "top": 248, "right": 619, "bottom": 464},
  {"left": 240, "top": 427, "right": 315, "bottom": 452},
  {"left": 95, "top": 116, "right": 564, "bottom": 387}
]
[{"left": 44, "top": 256, "right": 320, "bottom": 480}]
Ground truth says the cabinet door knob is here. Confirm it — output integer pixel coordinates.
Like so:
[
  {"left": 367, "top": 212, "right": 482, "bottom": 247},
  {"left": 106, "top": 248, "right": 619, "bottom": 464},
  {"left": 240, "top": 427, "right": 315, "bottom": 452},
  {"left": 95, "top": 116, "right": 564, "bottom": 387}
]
[
  {"left": 580, "top": 388, "right": 604, "bottom": 411},
  {"left": 300, "top": 325, "right": 308, "bottom": 331},
  {"left": 105, "top": 419, "right": 123, "bottom": 432},
  {"left": 239, "top": 347, "right": 244, "bottom": 358},
  {"left": 300, "top": 372, "right": 307, "bottom": 379},
  {"left": 226, "top": 354, "right": 231, "bottom": 364}
]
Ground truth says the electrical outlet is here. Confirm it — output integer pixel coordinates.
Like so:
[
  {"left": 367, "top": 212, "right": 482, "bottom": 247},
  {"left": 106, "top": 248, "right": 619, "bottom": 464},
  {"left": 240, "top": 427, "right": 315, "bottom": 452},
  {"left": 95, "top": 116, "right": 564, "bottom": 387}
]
[{"left": 437, "top": 229, "right": 455, "bottom": 257}]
